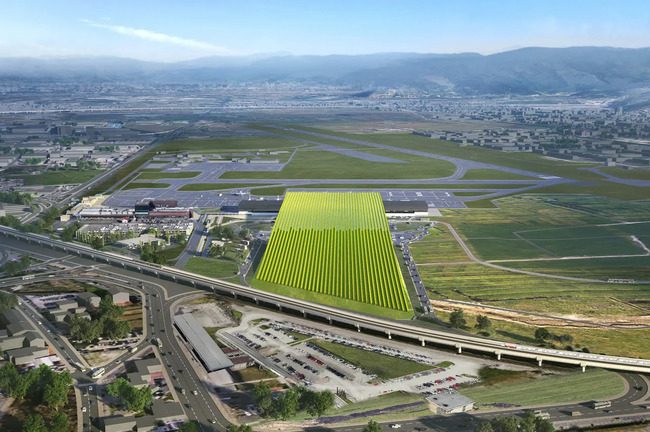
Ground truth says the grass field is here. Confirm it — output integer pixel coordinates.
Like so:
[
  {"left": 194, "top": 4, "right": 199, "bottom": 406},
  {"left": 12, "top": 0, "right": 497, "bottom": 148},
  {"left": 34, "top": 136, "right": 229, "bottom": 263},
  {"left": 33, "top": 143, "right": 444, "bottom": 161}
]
[
  {"left": 178, "top": 183, "right": 270, "bottom": 191},
  {"left": 601, "top": 167, "right": 650, "bottom": 180},
  {"left": 18, "top": 169, "right": 104, "bottom": 185},
  {"left": 122, "top": 182, "right": 170, "bottom": 190},
  {"left": 249, "top": 183, "right": 523, "bottom": 196},
  {"left": 136, "top": 171, "right": 200, "bottom": 180},
  {"left": 255, "top": 192, "right": 412, "bottom": 316},
  {"left": 461, "top": 369, "right": 624, "bottom": 408},
  {"left": 157, "top": 136, "right": 299, "bottom": 153},
  {"left": 310, "top": 340, "right": 433, "bottom": 380},
  {"left": 268, "top": 126, "right": 650, "bottom": 200},
  {"left": 435, "top": 309, "right": 650, "bottom": 358},
  {"left": 221, "top": 148, "right": 456, "bottom": 180},
  {"left": 438, "top": 195, "right": 650, "bottom": 261},
  {"left": 461, "top": 168, "right": 535, "bottom": 180},
  {"left": 184, "top": 256, "right": 239, "bottom": 279}
]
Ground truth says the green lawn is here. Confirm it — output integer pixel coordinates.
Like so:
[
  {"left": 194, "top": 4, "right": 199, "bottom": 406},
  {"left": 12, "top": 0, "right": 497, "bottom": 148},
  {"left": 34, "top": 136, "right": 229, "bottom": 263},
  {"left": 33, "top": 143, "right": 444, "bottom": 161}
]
[
  {"left": 178, "top": 183, "right": 266, "bottom": 191},
  {"left": 250, "top": 183, "right": 523, "bottom": 196},
  {"left": 137, "top": 171, "right": 200, "bottom": 179},
  {"left": 461, "top": 168, "right": 535, "bottom": 180},
  {"left": 184, "top": 256, "right": 239, "bottom": 279},
  {"left": 267, "top": 126, "right": 650, "bottom": 200},
  {"left": 461, "top": 369, "right": 625, "bottom": 408},
  {"left": 157, "top": 136, "right": 298, "bottom": 153},
  {"left": 601, "top": 167, "right": 650, "bottom": 180},
  {"left": 122, "top": 182, "right": 170, "bottom": 190},
  {"left": 310, "top": 340, "right": 434, "bottom": 380},
  {"left": 19, "top": 169, "right": 104, "bottom": 185},
  {"left": 221, "top": 148, "right": 456, "bottom": 180}
]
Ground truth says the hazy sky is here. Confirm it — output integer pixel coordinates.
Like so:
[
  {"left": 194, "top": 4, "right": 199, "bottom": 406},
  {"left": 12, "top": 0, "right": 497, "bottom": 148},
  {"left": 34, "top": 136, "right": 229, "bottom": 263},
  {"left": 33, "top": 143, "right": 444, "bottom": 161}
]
[{"left": 1, "top": 0, "right": 649, "bottom": 61}]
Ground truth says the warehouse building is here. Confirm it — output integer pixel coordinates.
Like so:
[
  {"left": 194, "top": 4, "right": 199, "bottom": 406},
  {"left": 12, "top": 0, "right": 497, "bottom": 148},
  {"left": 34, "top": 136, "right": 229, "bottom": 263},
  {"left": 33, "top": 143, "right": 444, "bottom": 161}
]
[
  {"left": 173, "top": 313, "right": 233, "bottom": 372},
  {"left": 234, "top": 198, "right": 430, "bottom": 217}
]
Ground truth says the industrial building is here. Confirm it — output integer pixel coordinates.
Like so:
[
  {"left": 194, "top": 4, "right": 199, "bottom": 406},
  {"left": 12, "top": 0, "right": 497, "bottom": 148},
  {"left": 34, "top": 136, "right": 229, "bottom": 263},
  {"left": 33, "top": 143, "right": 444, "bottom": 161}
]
[
  {"left": 233, "top": 198, "right": 430, "bottom": 217},
  {"left": 173, "top": 313, "right": 233, "bottom": 372}
]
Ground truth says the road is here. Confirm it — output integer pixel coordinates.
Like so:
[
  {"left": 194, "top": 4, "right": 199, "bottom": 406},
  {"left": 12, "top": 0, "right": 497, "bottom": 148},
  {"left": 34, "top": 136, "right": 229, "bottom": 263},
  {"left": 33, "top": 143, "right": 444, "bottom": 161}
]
[
  {"left": 2, "top": 236, "right": 650, "bottom": 431},
  {"left": 3, "top": 229, "right": 650, "bottom": 375}
]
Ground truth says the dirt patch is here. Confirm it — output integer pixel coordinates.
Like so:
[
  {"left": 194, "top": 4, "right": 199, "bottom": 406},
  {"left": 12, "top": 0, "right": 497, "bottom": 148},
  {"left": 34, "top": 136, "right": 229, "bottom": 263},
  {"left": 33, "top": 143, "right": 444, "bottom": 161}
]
[{"left": 430, "top": 300, "right": 650, "bottom": 329}]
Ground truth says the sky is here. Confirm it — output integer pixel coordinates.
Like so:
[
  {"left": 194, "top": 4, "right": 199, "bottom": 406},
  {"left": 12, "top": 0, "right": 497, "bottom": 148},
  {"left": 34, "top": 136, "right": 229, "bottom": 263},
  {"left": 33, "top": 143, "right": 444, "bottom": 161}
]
[{"left": 1, "top": 0, "right": 649, "bottom": 62}]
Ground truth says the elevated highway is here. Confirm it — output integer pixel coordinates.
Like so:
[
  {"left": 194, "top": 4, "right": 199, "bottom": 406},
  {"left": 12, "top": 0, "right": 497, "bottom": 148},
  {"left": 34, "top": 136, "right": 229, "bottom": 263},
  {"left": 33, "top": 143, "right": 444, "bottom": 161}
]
[{"left": 2, "top": 226, "right": 650, "bottom": 374}]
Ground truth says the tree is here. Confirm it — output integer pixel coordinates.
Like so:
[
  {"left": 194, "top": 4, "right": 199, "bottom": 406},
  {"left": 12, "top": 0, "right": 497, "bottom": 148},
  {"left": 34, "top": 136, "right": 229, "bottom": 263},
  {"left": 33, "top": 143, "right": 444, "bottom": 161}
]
[
  {"left": 475, "top": 315, "right": 492, "bottom": 333},
  {"left": 534, "top": 328, "right": 551, "bottom": 343},
  {"left": 90, "top": 236, "right": 104, "bottom": 250},
  {"left": 22, "top": 414, "right": 46, "bottom": 432},
  {"left": 253, "top": 381, "right": 273, "bottom": 415},
  {"left": 99, "top": 296, "right": 123, "bottom": 319},
  {"left": 449, "top": 308, "right": 467, "bottom": 329},
  {"left": 0, "top": 291, "right": 18, "bottom": 313},
  {"left": 271, "top": 387, "right": 300, "bottom": 420},
  {"left": 43, "top": 371, "right": 72, "bottom": 410},
  {"left": 490, "top": 416, "right": 519, "bottom": 432},
  {"left": 49, "top": 412, "right": 69, "bottom": 432},
  {"left": 178, "top": 421, "right": 200, "bottom": 432},
  {"left": 239, "top": 228, "right": 251, "bottom": 240},
  {"left": 362, "top": 420, "right": 382, "bottom": 432},
  {"left": 475, "top": 423, "right": 494, "bottom": 432},
  {"left": 519, "top": 411, "right": 537, "bottom": 432},
  {"left": 300, "top": 389, "right": 334, "bottom": 417},
  {"left": 227, "top": 425, "right": 252, "bottom": 432},
  {"left": 535, "top": 418, "right": 555, "bottom": 432},
  {"left": 106, "top": 377, "right": 153, "bottom": 413}
]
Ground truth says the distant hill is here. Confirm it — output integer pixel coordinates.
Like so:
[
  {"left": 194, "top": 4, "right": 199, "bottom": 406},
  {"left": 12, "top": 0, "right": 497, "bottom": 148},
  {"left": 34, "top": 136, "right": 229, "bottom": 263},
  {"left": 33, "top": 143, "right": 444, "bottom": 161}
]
[{"left": 1, "top": 47, "right": 650, "bottom": 96}]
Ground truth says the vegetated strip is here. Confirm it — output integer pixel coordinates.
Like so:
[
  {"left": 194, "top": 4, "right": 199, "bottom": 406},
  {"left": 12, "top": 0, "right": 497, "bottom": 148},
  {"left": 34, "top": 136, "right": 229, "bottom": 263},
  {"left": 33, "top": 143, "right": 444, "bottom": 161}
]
[
  {"left": 255, "top": 192, "right": 412, "bottom": 313},
  {"left": 122, "top": 182, "right": 170, "bottom": 190},
  {"left": 178, "top": 183, "right": 268, "bottom": 191}
]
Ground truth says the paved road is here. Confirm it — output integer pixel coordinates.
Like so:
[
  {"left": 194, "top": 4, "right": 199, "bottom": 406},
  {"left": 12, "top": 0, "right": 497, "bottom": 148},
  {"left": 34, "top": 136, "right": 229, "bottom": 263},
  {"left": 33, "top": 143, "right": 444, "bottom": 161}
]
[{"left": 586, "top": 167, "right": 650, "bottom": 187}]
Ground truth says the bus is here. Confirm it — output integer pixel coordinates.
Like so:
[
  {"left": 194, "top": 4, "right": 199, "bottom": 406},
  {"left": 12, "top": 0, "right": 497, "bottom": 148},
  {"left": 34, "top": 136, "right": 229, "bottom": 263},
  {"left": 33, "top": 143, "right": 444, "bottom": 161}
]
[
  {"left": 592, "top": 400, "right": 612, "bottom": 410},
  {"left": 73, "top": 362, "right": 87, "bottom": 373},
  {"left": 90, "top": 367, "right": 105, "bottom": 379}
]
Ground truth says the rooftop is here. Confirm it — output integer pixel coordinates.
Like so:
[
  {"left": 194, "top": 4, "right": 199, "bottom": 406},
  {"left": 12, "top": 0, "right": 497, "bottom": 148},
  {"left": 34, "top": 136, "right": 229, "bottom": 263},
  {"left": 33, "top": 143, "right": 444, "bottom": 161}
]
[{"left": 173, "top": 313, "right": 233, "bottom": 372}]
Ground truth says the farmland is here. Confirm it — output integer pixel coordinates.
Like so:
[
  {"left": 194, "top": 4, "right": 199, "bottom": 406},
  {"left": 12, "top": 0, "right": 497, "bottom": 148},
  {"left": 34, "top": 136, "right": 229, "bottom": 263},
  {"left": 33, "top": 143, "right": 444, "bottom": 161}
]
[{"left": 254, "top": 192, "right": 412, "bottom": 318}]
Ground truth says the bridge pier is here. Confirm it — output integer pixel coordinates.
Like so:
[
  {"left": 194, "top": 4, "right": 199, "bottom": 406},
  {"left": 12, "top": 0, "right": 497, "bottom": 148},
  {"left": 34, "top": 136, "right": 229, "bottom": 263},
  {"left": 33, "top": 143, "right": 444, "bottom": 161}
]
[
  {"left": 420, "top": 339, "right": 425, "bottom": 347},
  {"left": 302, "top": 310, "right": 306, "bottom": 318},
  {"left": 386, "top": 331, "right": 392, "bottom": 340},
  {"left": 495, "top": 351, "right": 502, "bottom": 361},
  {"left": 536, "top": 357, "right": 543, "bottom": 367},
  {"left": 580, "top": 363, "right": 587, "bottom": 373},
  {"left": 277, "top": 304, "right": 282, "bottom": 312},
  {"left": 356, "top": 324, "right": 361, "bottom": 333},
  {"left": 456, "top": 344, "right": 462, "bottom": 354},
  {"left": 231, "top": 291, "right": 237, "bottom": 299},
  {"left": 254, "top": 298, "right": 259, "bottom": 305}
]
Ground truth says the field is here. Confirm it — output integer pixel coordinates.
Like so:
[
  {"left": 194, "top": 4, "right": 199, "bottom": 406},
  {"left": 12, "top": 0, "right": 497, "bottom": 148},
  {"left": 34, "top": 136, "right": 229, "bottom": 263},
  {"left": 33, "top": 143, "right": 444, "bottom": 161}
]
[
  {"left": 310, "top": 340, "right": 434, "bottom": 380},
  {"left": 18, "top": 169, "right": 104, "bottom": 185},
  {"left": 221, "top": 148, "right": 456, "bottom": 179},
  {"left": 184, "top": 256, "right": 239, "bottom": 279},
  {"left": 461, "top": 368, "right": 624, "bottom": 408},
  {"left": 460, "top": 168, "right": 534, "bottom": 180},
  {"left": 601, "top": 167, "right": 650, "bottom": 180},
  {"left": 122, "top": 182, "right": 170, "bottom": 190},
  {"left": 136, "top": 171, "right": 200, "bottom": 180},
  {"left": 255, "top": 192, "right": 412, "bottom": 317}
]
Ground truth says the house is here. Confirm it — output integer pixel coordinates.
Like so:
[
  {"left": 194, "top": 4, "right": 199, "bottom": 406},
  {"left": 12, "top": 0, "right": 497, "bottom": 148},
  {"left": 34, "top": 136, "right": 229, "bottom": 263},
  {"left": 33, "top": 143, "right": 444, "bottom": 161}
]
[
  {"left": 6, "top": 346, "right": 50, "bottom": 366},
  {"left": 126, "top": 357, "right": 163, "bottom": 388},
  {"left": 428, "top": 392, "right": 474, "bottom": 414},
  {"left": 151, "top": 399, "right": 186, "bottom": 423},
  {"left": 112, "top": 291, "right": 130, "bottom": 306},
  {"left": 77, "top": 292, "right": 101, "bottom": 308}
]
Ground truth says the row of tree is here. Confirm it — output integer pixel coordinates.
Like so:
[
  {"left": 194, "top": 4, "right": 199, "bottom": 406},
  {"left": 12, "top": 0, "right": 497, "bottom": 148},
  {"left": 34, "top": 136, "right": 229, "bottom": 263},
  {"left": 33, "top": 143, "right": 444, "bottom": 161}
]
[
  {"left": 65, "top": 295, "right": 130, "bottom": 343},
  {"left": 0, "top": 191, "right": 33, "bottom": 205},
  {"left": 0, "top": 363, "right": 72, "bottom": 411},
  {"left": 106, "top": 377, "right": 153, "bottom": 413},
  {"left": 448, "top": 309, "right": 493, "bottom": 334},
  {"left": 254, "top": 382, "right": 335, "bottom": 420},
  {"left": 1, "top": 255, "right": 31, "bottom": 276},
  {"left": 475, "top": 412, "right": 555, "bottom": 432},
  {"left": 21, "top": 412, "right": 69, "bottom": 432}
]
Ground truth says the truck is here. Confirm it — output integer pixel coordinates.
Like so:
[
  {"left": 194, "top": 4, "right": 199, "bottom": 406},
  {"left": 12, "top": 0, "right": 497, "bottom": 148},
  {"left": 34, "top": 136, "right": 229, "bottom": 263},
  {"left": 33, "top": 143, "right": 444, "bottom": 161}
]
[
  {"left": 151, "top": 337, "right": 163, "bottom": 349},
  {"left": 592, "top": 400, "right": 612, "bottom": 410},
  {"left": 90, "top": 367, "right": 105, "bottom": 379}
]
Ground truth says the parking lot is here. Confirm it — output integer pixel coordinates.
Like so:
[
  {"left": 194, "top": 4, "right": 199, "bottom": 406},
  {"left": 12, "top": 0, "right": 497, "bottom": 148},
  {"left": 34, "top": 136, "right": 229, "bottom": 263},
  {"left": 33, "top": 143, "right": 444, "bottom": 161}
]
[{"left": 220, "top": 313, "right": 489, "bottom": 403}]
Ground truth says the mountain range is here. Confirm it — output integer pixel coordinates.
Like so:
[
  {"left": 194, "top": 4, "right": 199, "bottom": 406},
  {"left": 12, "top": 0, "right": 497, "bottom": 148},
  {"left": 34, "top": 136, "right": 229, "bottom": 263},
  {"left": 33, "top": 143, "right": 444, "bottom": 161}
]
[{"left": 1, "top": 46, "right": 650, "bottom": 96}]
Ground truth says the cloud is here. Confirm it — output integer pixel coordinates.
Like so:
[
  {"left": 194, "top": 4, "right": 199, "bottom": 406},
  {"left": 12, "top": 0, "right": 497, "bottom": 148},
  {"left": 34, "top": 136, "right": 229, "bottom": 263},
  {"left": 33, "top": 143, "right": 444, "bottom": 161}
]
[{"left": 81, "top": 19, "right": 231, "bottom": 54}]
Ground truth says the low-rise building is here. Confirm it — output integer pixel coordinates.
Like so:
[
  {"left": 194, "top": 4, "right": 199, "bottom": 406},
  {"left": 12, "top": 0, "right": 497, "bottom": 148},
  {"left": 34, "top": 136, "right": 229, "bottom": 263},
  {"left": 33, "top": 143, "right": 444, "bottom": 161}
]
[{"left": 428, "top": 392, "right": 474, "bottom": 414}]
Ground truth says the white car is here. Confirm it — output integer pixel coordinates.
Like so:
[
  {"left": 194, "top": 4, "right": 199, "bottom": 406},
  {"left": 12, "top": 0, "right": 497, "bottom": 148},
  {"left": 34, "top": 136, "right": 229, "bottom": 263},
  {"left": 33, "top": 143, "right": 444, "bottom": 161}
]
[
  {"left": 82, "top": 407, "right": 87, "bottom": 413},
  {"left": 191, "top": 390, "right": 198, "bottom": 395},
  {"left": 390, "top": 425, "right": 401, "bottom": 429}
]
